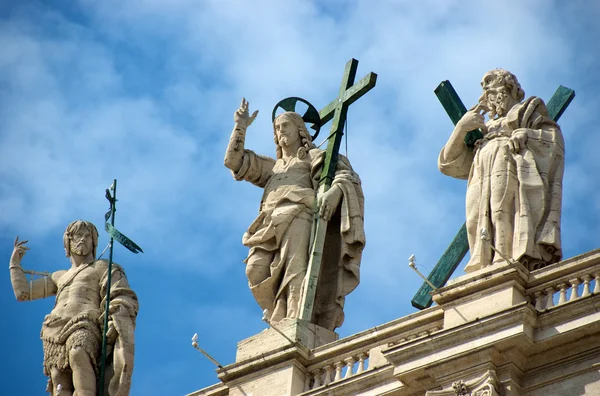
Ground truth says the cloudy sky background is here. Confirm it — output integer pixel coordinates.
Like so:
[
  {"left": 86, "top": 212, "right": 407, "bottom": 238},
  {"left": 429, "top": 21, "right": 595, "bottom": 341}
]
[{"left": 1, "top": 0, "right": 599, "bottom": 394}]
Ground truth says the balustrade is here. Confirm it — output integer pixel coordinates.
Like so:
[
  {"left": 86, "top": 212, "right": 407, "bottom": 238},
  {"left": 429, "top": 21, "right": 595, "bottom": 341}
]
[
  {"left": 531, "top": 271, "right": 599, "bottom": 311},
  {"left": 304, "top": 351, "right": 370, "bottom": 391}
]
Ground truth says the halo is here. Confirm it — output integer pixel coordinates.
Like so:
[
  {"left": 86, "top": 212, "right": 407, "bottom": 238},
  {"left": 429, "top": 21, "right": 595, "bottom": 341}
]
[{"left": 272, "top": 97, "right": 321, "bottom": 141}]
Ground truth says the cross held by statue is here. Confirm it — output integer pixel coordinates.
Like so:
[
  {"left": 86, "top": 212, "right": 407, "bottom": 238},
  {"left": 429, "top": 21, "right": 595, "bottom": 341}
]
[{"left": 411, "top": 75, "right": 575, "bottom": 310}]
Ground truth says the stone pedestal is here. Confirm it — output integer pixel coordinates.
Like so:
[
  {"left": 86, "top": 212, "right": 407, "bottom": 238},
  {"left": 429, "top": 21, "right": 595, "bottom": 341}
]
[
  {"left": 432, "top": 261, "right": 529, "bottom": 329},
  {"left": 228, "top": 361, "right": 306, "bottom": 396},
  {"left": 384, "top": 261, "right": 535, "bottom": 394},
  {"left": 214, "top": 319, "right": 338, "bottom": 396},
  {"left": 236, "top": 318, "right": 338, "bottom": 361}
]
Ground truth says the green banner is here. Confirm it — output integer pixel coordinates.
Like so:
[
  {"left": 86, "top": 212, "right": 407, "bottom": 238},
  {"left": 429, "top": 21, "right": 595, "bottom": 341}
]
[{"left": 105, "top": 222, "right": 144, "bottom": 254}]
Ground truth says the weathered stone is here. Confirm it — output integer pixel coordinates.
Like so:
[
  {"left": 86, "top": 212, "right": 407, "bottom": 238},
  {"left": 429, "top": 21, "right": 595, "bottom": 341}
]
[
  {"left": 439, "top": 69, "right": 565, "bottom": 272},
  {"left": 191, "top": 249, "right": 600, "bottom": 395},
  {"left": 236, "top": 319, "right": 337, "bottom": 362},
  {"left": 9, "top": 221, "right": 138, "bottom": 396},
  {"left": 224, "top": 99, "right": 365, "bottom": 331}
]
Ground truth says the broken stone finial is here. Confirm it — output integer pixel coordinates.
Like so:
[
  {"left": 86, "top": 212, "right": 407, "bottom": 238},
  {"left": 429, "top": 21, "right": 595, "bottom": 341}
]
[
  {"left": 261, "top": 309, "right": 270, "bottom": 323},
  {"left": 480, "top": 227, "right": 490, "bottom": 242},
  {"left": 408, "top": 254, "right": 416, "bottom": 268}
]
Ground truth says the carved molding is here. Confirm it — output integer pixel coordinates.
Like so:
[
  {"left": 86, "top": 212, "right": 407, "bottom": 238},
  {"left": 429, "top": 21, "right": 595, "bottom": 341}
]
[
  {"left": 425, "top": 370, "right": 499, "bottom": 396},
  {"left": 453, "top": 380, "right": 469, "bottom": 395}
]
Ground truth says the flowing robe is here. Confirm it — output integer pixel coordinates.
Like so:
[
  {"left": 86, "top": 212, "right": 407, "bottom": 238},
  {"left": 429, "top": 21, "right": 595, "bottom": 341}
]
[
  {"left": 439, "top": 97, "right": 564, "bottom": 272},
  {"left": 233, "top": 148, "right": 365, "bottom": 330},
  {"left": 41, "top": 260, "right": 138, "bottom": 396}
]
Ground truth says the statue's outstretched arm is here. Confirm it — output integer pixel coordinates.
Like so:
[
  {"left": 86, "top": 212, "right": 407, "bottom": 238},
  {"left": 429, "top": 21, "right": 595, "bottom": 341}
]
[
  {"left": 9, "top": 237, "right": 57, "bottom": 301},
  {"left": 224, "top": 97, "right": 258, "bottom": 173}
]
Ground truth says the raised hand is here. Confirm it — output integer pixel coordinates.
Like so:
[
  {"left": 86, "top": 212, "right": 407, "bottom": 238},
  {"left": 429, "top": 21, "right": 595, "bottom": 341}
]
[
  {"left": 11, "top": 236, "right": 29, "bottom": 263},
  {"left": 456, "top": 104, "right": 488, "bottom": 134},
  {"left": 234, "top": 98, "right": 259, "bottom": 129}
]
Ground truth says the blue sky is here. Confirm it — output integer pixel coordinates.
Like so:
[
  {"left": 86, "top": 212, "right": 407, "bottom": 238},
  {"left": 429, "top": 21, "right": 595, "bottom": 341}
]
[{"left": 1, "top": 0, "right": 599, "bottom": 394}]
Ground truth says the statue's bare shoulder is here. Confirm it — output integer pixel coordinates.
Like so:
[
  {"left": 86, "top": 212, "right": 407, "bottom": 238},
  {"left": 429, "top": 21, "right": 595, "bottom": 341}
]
[
  {"left": 50, "top": 269, "right": 68, "bottom": 286},
  {"left": 93, "top": 259, "right": 125, "bottom": 273}
]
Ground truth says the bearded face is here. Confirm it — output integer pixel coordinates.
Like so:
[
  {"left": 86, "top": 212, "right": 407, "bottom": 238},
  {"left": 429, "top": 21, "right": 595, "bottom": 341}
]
[
  {"left": 275, "top": 116, "right": 301, "bottom": 148},
  {"left": 484, "top": 87, "right": 511, "bottom": 118},
  {"left": 479, "top": 70, "right": 522, "bottom": 119},
  {"left": 69, "top": 228, "right": 93, "bottom": 257}
]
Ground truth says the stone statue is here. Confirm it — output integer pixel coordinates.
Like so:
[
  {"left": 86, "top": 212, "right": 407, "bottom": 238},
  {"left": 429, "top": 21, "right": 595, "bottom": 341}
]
[
  {"left": 9, "top": 220, "right": 138, "bottom": 396},
  {"left": 439, "top": 69, "right": 564, "bottom": 272},
  {"left": 224, "top": 98, "right": 365, "bottom": 330}
]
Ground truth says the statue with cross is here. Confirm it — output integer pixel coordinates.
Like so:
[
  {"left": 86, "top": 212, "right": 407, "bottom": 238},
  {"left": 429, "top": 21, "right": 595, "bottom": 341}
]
[
  {"left": 412, "top": 69, "right": 575, "bottom": 309},
  {"left": 224, "top": 59, "right": 376, "bottom": 331}
]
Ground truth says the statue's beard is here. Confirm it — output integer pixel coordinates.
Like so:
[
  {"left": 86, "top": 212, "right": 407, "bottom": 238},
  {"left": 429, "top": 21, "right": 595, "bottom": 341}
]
[
  {"left": 279, "top": 136, "right": 289, "bottom": 146},
  {"left": 70, "top": 242, "right": 90, "bottom": 256},
  {"left": 485, "top": 92, "right": 509, "bottom": 118}
]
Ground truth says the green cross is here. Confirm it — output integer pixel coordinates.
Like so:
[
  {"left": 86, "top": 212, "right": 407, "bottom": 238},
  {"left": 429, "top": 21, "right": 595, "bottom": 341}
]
[
  {"left": 411, "top": 81, "right": 575, "bottom": 310},
  {"left": 298, "top": 58, "right": 377, "bottom": 323}
]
